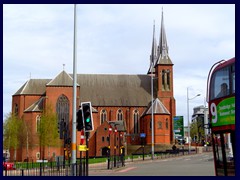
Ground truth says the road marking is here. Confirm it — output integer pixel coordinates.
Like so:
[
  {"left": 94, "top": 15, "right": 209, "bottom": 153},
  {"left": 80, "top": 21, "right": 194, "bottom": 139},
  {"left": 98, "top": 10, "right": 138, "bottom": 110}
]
[{"left": 118, "top": 167, "right": 137, "bottom": 173}]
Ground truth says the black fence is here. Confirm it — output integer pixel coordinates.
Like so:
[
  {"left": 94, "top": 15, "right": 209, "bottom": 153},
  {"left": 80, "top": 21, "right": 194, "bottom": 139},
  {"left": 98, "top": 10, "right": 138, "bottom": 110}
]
[
  {"left": 3, "top": 155, "right": 125, "bottom": 176},
  {"left": 129, "top": 146, "right": 213, "bottom": 162},
  {"left": 3, "top": 146, "right": 212, "bottom": 176}
]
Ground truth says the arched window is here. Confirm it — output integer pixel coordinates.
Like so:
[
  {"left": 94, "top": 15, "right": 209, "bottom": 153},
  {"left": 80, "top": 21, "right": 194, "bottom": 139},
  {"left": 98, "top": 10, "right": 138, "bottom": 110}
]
[
  {"left": 150, "top": 118, "right": 152, "bottom": 129},
  {"left": 56, "top": 94, "right": 70, "bottom": 127},
  {"left": 14, "top": 104, "right": 18, "bottom": 116},
  {"left": 166, "top": 118, "right": 169, "bottom": 129},
  {"left": 166, "top": 70, "right": 170, "bottom": 90},
  {"left": 133, "top": 110, "right": 139, "bottom": 134},
  {"left": 162, "top": 70, "right": 165, "bottom": 90},
  {"left": 56, "top": 95, "right": 70, "bottom": 139},
  {"left": 36, "top": 115, "right": 41, "bottom": 133},
  {"left": 117, "top": 109, "right": 123, "bottom": 121},
  {"left": 158, "top": 121, "right": 162, "bottom": 129},
  {"left": 100, "top": 109, "right": 107, "bottom": 124},
  {"left": 36, "top": 152, "right": 40, "bottom": 160}
]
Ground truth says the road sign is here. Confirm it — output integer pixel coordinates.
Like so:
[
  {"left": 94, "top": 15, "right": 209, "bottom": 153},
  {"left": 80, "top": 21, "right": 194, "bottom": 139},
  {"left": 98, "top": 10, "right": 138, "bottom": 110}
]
[
  {"left": 173, "top": 116, "right": 184, "bottom": 139},
  {"left": 140, "top": 133, "right": 146, "bottom": 138},
  {"left": 78, "top": 145, "right": 88, "bottom": 151},
  {"left": 80, "top": 130, "right": 85, "bottom": 145}
]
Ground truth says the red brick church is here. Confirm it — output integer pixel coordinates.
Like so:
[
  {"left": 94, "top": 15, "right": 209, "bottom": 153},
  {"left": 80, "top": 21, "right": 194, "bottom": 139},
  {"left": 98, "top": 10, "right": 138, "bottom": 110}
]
[{"left": 11, "top": 11, "right": 176, "bottom": 162}]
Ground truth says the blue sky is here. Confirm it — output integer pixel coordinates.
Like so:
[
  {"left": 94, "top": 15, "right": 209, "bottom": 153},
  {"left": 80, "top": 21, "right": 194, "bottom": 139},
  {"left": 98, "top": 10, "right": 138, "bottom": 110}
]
[{"left": 3, "top": 4, "right": 235, "bottom": 126}]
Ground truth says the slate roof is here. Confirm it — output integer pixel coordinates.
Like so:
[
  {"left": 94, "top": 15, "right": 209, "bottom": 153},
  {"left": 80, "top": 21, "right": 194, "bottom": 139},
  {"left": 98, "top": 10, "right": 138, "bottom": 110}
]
[
  {"left": 14, "top": 72, "right": 152, "bottom": 107},
  {"left": 108, "top": 120, "right": 126, "bottom": 132},
  {"left": 142, "top": 98, "right": 170, "bottom": 116},
  {"left": 13, "top": 79, "right": 51, "bottom": 95},
  {"left": 47, "top": 70, "right": 78, "bottom": 86},
  {"left": 75, "top": 74, "right": 152, "bottom": 106},
  {"left": 24, "top": 97, "right": 45, "bottom": 112}
]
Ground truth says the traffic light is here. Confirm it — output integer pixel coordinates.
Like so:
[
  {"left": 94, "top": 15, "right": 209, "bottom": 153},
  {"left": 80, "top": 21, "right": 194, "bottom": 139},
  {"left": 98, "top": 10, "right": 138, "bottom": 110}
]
[
  {"left": 65, "top": 137, "right": 71, "bottom": 145},
  {"left": 77, "top": 108, "right": 83, "bottom": 131},
  {"left": 81, "top": 102, "right": 94, "bottom": 132}
]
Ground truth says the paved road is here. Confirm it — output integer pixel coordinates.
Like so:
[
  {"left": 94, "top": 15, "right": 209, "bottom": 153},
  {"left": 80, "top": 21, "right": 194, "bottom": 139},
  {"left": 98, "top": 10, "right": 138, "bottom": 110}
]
[{"left": 90, "top": 152, "right": 215, "bottom": 176}]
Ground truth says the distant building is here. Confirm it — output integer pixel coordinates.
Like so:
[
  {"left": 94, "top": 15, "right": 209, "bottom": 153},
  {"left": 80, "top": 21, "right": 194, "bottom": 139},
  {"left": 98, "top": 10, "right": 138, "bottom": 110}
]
[
  {"left": 191, "top": 105, "right": 210, "bottom": 143},
  {"left": 184, "top": 105, "right": 209, "bottom": 144},
  {"left": 11, "top": 10, "right": 176, "bottom": 162}
]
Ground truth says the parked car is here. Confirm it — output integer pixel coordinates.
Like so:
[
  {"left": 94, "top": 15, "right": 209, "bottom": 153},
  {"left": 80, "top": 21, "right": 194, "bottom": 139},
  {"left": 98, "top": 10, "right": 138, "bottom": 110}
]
[{"left": 3, "top": 162, "right": 15, "bottom": 170}]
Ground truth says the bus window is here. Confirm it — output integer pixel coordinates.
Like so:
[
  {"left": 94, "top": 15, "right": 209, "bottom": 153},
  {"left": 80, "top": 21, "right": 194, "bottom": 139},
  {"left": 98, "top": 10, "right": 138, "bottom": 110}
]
[
  {"left": 210, "top": 67, "right": 230, "bottom": 100},
  {"left": 231, "top": 64, "right": 235, "bottom": 94},
  {"left": 224, "top": 132, "right": 235, "bottom": 176},
  {"left": 213, "top": 132, "right": 235, "bottom": 176},
  {"left": 214, "top": 134, "right": 224, "bottom": 176}
]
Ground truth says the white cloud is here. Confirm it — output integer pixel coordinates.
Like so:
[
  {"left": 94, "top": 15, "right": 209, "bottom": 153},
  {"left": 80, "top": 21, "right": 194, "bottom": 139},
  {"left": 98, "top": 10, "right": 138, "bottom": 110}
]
[{"left": 3, "top": 4, "right": 235, "bottom": 124}]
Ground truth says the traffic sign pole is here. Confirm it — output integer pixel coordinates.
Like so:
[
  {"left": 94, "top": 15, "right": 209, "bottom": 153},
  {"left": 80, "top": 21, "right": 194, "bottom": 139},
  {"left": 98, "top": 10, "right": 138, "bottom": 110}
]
[
  {"left": 79, "top": 130, "right": 84, "bottom": 176},
  {"left": 108, "top": 125, "right": 112, "bottom": 169},
  {"left": 85, "top": 131, "right": 89, "bottom": 176},
  {"left": 114, "top": 126, "right": 117, "bottom": 167}
]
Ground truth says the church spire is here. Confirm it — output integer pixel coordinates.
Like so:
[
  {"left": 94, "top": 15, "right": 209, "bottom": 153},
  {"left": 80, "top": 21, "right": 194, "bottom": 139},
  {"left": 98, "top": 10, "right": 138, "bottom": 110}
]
[
  {"left": 156, "top": 8, "right": 172, "bottom": 65},
  {"left": 148, "top": 20, "right": 158, "bottom": 74}
]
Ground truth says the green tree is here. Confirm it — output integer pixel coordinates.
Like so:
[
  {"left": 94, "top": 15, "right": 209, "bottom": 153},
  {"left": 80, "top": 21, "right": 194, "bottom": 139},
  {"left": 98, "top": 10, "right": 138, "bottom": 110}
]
[
  {"left": 38, "top": 105, "right": 60, "bottom": 160},
  {"left": 3, "top": 112, "right": 24, "bottom": 161},
  {"left": 190, "top": 119, "right": 204, "bottom": 143}
]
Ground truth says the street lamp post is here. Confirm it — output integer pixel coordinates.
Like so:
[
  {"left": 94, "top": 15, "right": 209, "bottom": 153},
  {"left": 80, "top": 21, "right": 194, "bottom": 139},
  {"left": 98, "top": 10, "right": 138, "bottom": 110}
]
[
  {"left": 151, "top": 61, "right": 154, "bottom": 160},
  {"left": 187, "top": 87, "right": 200, "bottom": 154}
]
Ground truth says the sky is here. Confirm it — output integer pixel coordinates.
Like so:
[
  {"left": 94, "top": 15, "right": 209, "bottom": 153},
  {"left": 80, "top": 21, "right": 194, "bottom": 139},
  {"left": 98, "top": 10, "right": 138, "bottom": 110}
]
[{"left": 3, "top": 4, "right": 235, "bottom": 126}]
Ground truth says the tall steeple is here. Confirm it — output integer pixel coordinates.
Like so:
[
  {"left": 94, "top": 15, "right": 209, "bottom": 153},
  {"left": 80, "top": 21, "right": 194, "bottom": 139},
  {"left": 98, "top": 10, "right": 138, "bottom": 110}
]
[
  {"left": 156, "top": 8, "right": 172, "bottom": 65},
  {"left": 148, "top": 21, "right": 158, "bottom": 74}
]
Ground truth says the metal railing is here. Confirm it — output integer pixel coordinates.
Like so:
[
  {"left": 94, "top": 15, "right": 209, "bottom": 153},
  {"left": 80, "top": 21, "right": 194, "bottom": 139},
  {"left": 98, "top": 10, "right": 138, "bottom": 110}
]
[{"left": 3, "top": 147, "right": 212, "bottom": 176}]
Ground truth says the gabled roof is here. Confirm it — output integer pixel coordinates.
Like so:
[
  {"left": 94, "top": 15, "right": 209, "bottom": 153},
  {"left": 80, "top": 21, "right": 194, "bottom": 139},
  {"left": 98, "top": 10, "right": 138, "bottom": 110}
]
[
  {"left": 14, "top": 72, "right": 152, "bottom": 107},
  {"left": 13, "top": 79, "right": 51, "bottom": 95},
  {"left": 142, "top": 98, "right": 170, "bottom": 116},
  {"left": 108, "top": 120, "right": 126, "bottom": 132},
  {"left": 46, "top": 70, "right": 78, "bottom": 86},
  {"left": 24, "top": 97, "right": 45, "bottom": 112},
  {"left": 75, "top": 74, "right": 152, "bottom": 106}
]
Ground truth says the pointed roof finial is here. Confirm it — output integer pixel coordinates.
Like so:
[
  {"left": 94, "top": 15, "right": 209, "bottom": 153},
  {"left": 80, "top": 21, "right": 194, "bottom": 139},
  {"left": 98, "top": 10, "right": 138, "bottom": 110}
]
[
  {"left": 151, "top": 20, "right": 157, "bottom": 65},
  {"left": 63, "top": 64, "right": 65, "bottom": 71},
  {"left": 147, "top": 19, "right": 158, "bottom": 74},
  {"left": 156, "top": 7, "right": 173, "bottom": 65}
]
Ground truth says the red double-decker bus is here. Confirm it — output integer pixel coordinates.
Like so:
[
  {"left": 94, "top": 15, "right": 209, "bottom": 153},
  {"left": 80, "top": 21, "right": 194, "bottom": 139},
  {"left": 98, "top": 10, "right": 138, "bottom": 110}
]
[{"left": 206, "top": 57, "right": 235, "bottom": 176}]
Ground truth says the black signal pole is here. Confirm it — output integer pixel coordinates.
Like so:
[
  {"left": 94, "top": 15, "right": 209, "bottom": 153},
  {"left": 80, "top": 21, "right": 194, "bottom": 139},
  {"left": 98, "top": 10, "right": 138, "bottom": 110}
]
[
  {"left": 114, "top": 125, "right": 117, "bottom": 167},
  {"left": 63, "top": 120, "right": 66, "bottom": 169},
  {"left": 108, "top": 125, "right": 112, "bottom": 169},
  {"left": 85, "top": 131, "right": 89, "bottom": 176}
]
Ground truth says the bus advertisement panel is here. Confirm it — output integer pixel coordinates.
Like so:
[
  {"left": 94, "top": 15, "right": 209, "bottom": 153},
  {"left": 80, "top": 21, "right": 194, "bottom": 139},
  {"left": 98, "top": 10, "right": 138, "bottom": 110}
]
[{"left": 210, "top": 96, "right": 235, "bottom": 127}]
